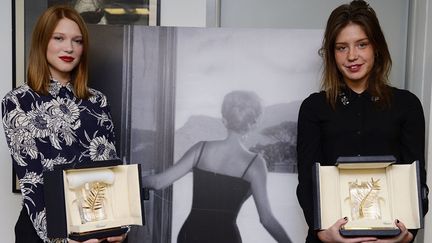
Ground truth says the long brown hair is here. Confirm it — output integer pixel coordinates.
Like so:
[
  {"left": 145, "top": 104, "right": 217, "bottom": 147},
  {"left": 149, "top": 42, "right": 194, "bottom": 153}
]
[
  {"left": 27, "top": 5, "right": 90, "bottom": 99},
  {"left": 320, "top": 0, "right": 392, "bottom": 108}
]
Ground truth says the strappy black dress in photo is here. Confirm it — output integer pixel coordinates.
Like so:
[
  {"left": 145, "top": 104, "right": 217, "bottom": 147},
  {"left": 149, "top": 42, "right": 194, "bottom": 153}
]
[{"left": 177, "top": 142, "right": 258, "bottom": 243}]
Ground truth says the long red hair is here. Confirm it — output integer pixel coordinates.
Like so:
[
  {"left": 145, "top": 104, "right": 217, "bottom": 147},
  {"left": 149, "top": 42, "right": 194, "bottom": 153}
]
[{"left": 27, "top": 5, "right": 90, "bottom": 99}]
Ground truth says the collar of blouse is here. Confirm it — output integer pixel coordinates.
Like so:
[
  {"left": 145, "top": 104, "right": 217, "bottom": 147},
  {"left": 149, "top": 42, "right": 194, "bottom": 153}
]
[
  {"left": 48, "top": 78, "right": 75, "bottom": 98},
  {"left": 338, "top": 87, "right": 379, "bottom": 106}
]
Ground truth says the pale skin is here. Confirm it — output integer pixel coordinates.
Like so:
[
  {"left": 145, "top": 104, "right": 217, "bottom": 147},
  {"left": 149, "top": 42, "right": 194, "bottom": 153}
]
[
  {"left": 143, "top": 129, "right": 292, "bottom": 243},
  {"left": 317, "top": 22, "right": 413, "bottom": 243},
  {"left": 47, "top": 18, "right": 83, "bottom": 85},
  {"left": 47, "top": 18, "right": 126, "bottom": 243}
]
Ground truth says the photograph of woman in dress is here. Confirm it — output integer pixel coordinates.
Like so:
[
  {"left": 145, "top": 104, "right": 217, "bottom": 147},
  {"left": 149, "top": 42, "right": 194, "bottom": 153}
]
[{"left": 143, "top": 90, "right": 292, "bottom": 243}]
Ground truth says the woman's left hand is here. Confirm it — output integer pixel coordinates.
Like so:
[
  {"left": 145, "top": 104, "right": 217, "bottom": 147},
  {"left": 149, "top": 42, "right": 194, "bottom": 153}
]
[
  {"left": 361, "top": 219, "right": 413, "bottom": 243},
  {"left": 68, "top": 233, "right": 127, "bottom": 243},
  {"left": 104, "top": 233, "right": 127, "bottom": 242}
]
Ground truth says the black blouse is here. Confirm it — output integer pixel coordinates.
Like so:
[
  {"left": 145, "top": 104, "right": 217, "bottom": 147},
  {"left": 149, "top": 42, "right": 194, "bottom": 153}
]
[{"left": 296, "top": 87, "right": 429, "bottom": 243}]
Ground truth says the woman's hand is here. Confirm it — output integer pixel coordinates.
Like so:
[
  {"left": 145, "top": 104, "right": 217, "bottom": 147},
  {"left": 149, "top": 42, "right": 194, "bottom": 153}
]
[
  {"left": 68, "top": 233, "right": 127, "bottom": 243},
  {"left": 317, "top": 217, "right": 377, "bottom": 243},
  {"left": 105, "top": 234, "right": 127, "bottom": 243},
  {"left": 361, "top": 220, "right": 413, "bottom": 243},
  {"left": 68, "top": 239, "right": 101, "bottom": 243}
]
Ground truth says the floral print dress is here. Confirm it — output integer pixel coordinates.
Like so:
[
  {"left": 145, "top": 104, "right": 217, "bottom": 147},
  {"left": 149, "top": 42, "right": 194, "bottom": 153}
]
[{"left": 1, "top": 80, "right": 118, "bottom": 243}]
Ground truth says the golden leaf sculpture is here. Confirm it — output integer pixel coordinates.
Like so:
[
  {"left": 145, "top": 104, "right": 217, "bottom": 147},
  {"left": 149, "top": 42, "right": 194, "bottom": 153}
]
[
  {"left": 80, "top": 182, "right": 107, "bottom": 222},
  {"left": 348, "top": 177, "right": 382, "bottom": 220}
]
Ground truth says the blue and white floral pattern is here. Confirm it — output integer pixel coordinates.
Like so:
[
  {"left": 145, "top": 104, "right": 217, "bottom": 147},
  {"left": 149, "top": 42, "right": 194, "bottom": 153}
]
[{"left": 1, "top": 80, "right": 117, "bottom": 243}]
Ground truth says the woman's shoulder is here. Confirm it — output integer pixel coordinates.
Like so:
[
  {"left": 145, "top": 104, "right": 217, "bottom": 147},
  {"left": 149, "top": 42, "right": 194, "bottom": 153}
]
[
  {"left": 2, "top": 84, "right": 34, "bottom": 104},
  {"left": 88, "top": 87, "right": 108, "bottom": 107},
  {"left": 242, "top": 153, "right": 267, "bottom": 180},
  {"left": 299, "top": 91, "right": 327, "bottom": 109},
  {"left": 389, "top": 86, "right": 422, "bottom": 106},
  {"left": 88, "top": 87, "right": 106, "bottom": 98},
  {"left": 302, "top": 91, "right": 326, "bottom": 103},
  {"left": 390, "top": 86, "right": 418, "bottom": 97}
]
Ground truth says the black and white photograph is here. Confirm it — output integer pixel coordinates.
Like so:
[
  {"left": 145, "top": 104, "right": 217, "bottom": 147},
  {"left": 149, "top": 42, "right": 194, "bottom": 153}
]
[
  {"left": 126, "top": 26, "right": 322, "bottom": 243},
  {"left": 173, "top": 27, "right": 321, "bottom": 243},
  {"left": 48, "top": 0, "right": 159, "bottom": 25}
]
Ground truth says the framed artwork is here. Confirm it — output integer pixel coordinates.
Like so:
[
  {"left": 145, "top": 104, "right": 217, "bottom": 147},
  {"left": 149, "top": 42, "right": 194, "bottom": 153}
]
[
  {"left": 125, "top": 26, "right": 322, "bottom": 243},
  {"left": 48, "top": 0, "right": 160, "bottom": 26},
  {"left": 171, "top": 27, "right": 321, "bottom": 243}
]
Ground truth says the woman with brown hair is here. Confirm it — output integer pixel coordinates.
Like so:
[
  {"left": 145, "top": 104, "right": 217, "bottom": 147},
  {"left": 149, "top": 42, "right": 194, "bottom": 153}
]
[
  {"left": 296, "top": 0, "right": 428, "bottom": 242},
  {"left": 2, "top": 5, "right": 124, "bottom": 243}
]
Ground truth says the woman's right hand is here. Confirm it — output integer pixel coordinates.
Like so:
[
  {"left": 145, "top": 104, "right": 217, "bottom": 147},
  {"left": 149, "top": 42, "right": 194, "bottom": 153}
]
[
  {"left": 317, "top": 217, "right": 378, "bottom": 243},
  {"left": 68, "top": 233, "right": 127, "bottom": 242},
  {"left": 68, "top": 239, "right": 103, "bottom": 243}
]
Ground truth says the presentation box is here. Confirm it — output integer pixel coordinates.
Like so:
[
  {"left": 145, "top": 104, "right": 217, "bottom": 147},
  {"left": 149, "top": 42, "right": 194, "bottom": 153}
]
[
  {"left": 44, "top": 160, "right": 145, "bottom": 241},
  {"left": 313, "top": 156, "right": 423, "bottom": 237}
]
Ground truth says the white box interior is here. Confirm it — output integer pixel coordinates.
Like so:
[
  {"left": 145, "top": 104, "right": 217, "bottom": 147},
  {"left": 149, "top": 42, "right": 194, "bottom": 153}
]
[
  {"left": 318, "top": 162, "right": 420, "bottom": 230},
  {"left": 63, "top": 165, "right": 143, "bottom": 233}
]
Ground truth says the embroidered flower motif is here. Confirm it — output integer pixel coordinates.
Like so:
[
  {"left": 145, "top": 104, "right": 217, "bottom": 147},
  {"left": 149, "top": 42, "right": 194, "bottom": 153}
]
[
  {"left": 88, "top": 135, "right": 117, "bottom": 161},
  {"left": 31, "top": 210, "right": 48, "bottom": 241},
  {"left": 89, "top": 88, "right": 107, "bottom": 107},
  {"left": 89, "top": 110, "right": 114, "bottom": 131},
  {"left": 371, "top": 96, "right": 380, "bottom": 102},
  {"left": 20, "top": 171, "right": 43, "bottom": 208},
  {"left": 3, "top": 108, "right": 38, "bottom": 165},
  {"left": 48, "top": 79, "right": 74, "bottom": 98},
  {"left": 1, "top": 85, "right": 32, "bottom": 105},
  {"left": 21, "top": 171, "right": 44, "bottom": 186},
  {"left": 50, "top": 97, "right": 80, "bottom": 124},
  {"left": 339, "top": 92, "right": 350, "bottom": 106},
  {"left": 27, "top": 103, "right": 52, "bottom": 139},
  {"left": 41, "top": 155, "right": 71, "bottom": 171},
  {"left": 48, "top": 82, "right": 62, "bottom": 98}
]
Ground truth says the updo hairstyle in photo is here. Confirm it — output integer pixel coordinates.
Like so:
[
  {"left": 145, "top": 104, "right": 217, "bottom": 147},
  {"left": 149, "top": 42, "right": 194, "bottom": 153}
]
[{"left": 221, "top": 90, "right": 263, "bottom": 134}]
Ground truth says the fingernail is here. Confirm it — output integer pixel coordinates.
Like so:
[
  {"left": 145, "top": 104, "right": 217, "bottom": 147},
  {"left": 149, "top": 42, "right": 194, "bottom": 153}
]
[
  {"left": 396, "top": 219, "right": 400, "bottom": 223},
  {"left": 344, "top": 216, "right": 348, "bottom": 221}
]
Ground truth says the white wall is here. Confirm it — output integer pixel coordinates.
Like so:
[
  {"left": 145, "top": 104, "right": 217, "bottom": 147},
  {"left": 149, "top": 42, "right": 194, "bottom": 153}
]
[
  {"left": 0, "top": 1, "right": 22, "bottom": 243},
  {"left": 220, "top": 0, "right": 409, "bottom": 92},
  {"left": 161, "top": 0, "right": 207, "bottom": 27}
]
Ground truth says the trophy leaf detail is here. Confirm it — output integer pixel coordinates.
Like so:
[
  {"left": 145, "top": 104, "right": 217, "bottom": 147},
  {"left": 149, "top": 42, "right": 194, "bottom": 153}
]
[
  {"left": 349, "top": 177, "right": 382, "bottom": 220},
  {"left": 83, "top": 182, "right": 106, "bottom": 212}
]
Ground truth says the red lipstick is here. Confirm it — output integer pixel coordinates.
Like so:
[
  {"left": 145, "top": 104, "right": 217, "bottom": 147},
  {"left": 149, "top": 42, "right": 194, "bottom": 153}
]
[{"left": 59, "top": 56, "right": 75, "bottom": 62}]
